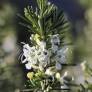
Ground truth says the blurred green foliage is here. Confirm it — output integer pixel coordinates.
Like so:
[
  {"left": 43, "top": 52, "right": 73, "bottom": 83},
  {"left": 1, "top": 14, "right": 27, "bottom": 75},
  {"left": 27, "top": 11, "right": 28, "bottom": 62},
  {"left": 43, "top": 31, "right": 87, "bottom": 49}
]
[
  {"left": 0, "top": 3, "right": 24, "bottom": 92},
  {"left": 78, "top": 0, "right": 92, "bottom": 8}
]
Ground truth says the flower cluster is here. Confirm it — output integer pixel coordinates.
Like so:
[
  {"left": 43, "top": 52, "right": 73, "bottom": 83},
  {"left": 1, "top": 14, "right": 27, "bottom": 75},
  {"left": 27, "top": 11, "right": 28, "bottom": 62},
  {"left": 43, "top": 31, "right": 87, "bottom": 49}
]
[
  {"left": 20, "top": 30, "right": 69, "bottom": 91},
  {"left": 19, "top": 0, "right": 74, "bottom": 91},
  {"left": 21, "top": 34, "right": 68, "bottom": 72}
]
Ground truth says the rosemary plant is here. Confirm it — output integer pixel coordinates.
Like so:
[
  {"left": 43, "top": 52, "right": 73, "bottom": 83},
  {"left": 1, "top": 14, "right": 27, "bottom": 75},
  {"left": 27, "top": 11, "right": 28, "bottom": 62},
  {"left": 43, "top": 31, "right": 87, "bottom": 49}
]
[{"left": 19, "top": 0, "right": 81, "bottom": 92}]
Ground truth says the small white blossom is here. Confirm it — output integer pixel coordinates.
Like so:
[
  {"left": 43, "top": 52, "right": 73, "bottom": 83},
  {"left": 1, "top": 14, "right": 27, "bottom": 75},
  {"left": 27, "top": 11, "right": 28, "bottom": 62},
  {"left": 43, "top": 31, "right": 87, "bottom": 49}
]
[
  {"left": 23, "top": 44, "right": 31, "bottom": 57},
  {"left": 38, "top": 41, "right": 46, "bottom": 51},
  {"left": 39, "top": 65, "right": 44, "bottom": 71},
  {"left": 21, "top": 44, "right": 38, "bottom": 69},
  {"left": 58, "top": 46, "right": 68, "bottom": 55},
  {"left": 56, "top": 62, "right": 62, "bottom": 70},
  {"left": 45, "top": 69, "right": 52, "bottom": 75},
  {"left": 51, "top": 44, "right": 58, "bottom": 53},
  {"left": 56, "top": 46, "right": 68, "bottom": 64},
  {"left": 21, "top": 33, "right": 69, "bottom": 74},
  {"left": 51, "top": 34, "right": 60, "bottom": 45},
  {"left": 25, "top": 62, "right": 32, "bottom": 70},
  {"left": 21, "top": 59, "right": 26, "bottom": 64},
  {"left": 21, "top": 44, "right": 31, "bottom": 63},
  {"left": 45, "top": 68, "right": 55, "bottom": 76},
  {"left": 38, "top": 49, "right": 50, "bottom": 67},
  {"left": 55, "top": 73, "right": 61, "bottom": 79}
]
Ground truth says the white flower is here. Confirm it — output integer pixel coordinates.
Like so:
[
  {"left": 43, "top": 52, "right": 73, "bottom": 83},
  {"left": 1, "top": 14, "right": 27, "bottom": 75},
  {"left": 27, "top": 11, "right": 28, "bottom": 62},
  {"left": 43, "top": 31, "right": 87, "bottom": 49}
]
[
  {"left": 28, "top": 56, "right": 37, "bottom": 65},
  {"left": 25, "top": 62, "right": 32, "bottom": 70},
  {"left": 23, "top": 44, "right": 31, "bottom": 50},
  {"left": 45, "top": 68, "right": 55, "bottom": 76},
  {"left": 51, "top": 34, "right": 60, "bottom": 45},
  {"left": 45, "top": 69, "right": 53, "bottom": 75},
  {"left": 38, "top": 41, "right": 46, "bottom": 51},
  {"left": 56, "top": 46, "right": 68, "bottom": 64},
  {"left": 51, "top": 44, "right": 58, "bottom": 53},
  {"left": 37, "top": 41, "right": 46, "bottom": 51},
  {"left": 56, "top": 55, "right": 66, "bottom": 64},
  {"left": 56, "top": 62, "right": 62, "bottom": 70},
  {"left": 21, "top": 58, "right": 27, "bottom": 64},
  {"left": 21, "top": 44, "right": 31, "bottom": 63},
  {"left": 39, "top": 65, "right": 44, "bottom": 71},
  {"left": 21, "top": 44, "right": 38, "bottom": 68},
  {"left": 55, "top": 73, "right": 61, "bottom": 79},
  {"left": 21, "top": 33, "right": 69, "bottom": 72},
  {"left": 50, "top": 34, "right": 60, "bottom": 53},
  {"left": 23, "top": 44, "right": 31, "bottom": 57},
  {"left": 37, "top": 49, "right": 50, "bottom": 67},
  {"left": 58, "top": 46, "right": 68, "bottom": 55}
]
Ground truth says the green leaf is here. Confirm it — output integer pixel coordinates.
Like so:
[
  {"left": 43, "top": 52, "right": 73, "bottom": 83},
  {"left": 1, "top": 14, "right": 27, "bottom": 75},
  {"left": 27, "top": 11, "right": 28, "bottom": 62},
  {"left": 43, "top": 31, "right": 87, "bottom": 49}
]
[
  {"left": 21, "top": 0, "right": 70, "bottom": 43},
  {"left": 24, "top": 7, "right": 38, "bottom": 28}
]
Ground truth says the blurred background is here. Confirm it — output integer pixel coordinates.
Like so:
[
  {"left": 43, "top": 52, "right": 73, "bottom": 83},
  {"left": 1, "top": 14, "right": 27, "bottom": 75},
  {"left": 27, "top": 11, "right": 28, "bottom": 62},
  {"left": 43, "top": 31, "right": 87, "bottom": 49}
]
[{"left": 0, "top": 0, "right": 92, "bottom": 92}]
